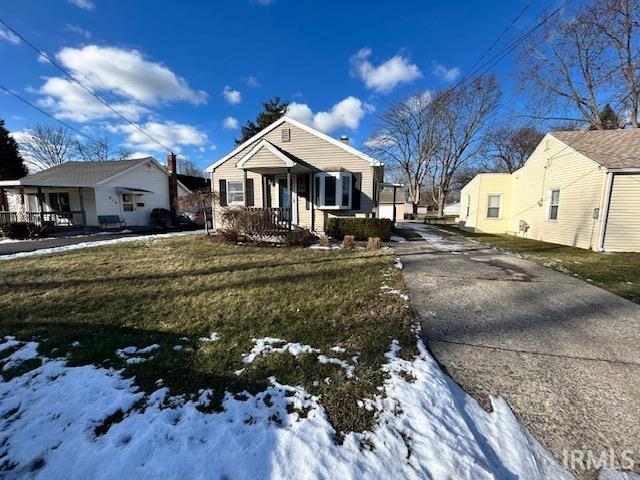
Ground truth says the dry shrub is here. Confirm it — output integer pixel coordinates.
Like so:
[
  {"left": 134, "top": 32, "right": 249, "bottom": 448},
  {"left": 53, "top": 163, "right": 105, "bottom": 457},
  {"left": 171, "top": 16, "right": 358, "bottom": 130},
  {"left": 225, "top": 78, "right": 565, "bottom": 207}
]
[
  {"left": 287, "top": 228, "right": 316, "bottom": 247},
  {"left": 342, "top": 235, "right": 356, "bottom": 250},
  {"left": 216, "top": 227, "right": 243, "bottom": 244},
  {"left": 320, "top": 235, "right": 330, "bottom": 247},
  {"left": 367, "top": 237, "right": 381, "bottom": 250}
]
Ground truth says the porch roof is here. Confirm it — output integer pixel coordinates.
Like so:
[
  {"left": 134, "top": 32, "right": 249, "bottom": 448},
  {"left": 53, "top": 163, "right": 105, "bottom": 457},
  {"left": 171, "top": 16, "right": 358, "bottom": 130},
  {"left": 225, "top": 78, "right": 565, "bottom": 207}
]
[{"left": 235, "top": 139, "right": 315, "bottom": 173}]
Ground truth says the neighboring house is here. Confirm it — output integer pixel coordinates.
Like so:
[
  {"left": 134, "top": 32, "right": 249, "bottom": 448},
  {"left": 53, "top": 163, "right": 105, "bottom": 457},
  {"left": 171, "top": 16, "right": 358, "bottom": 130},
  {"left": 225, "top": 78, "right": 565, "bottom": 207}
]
[
  {"left": 206, "top": 116, "right": 388, "bottom": 232},
  {"left": 0, "top": 155, "right": 190, "bottom": 229},
  {"left": 460, "top": 129, "right": 640, "bottom": 252},
  {"left": 443, "top": 202, "right": 460, "bottom": 217}
]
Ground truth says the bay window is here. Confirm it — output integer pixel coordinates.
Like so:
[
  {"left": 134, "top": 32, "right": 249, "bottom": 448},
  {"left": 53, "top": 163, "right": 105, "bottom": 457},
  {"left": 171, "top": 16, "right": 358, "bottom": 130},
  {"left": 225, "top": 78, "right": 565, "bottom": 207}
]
[{"left": 315, "top": 172, "right": 352, "bottom": 209}]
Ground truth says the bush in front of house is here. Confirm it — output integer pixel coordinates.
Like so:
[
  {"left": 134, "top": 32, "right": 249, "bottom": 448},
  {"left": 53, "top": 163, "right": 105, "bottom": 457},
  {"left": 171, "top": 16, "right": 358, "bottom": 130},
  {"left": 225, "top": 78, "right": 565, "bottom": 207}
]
[
  {"left": 0, "top": 222, "right": 44, "bottom": 240},
  {"left": 327, "top": 218, "right": 393, "bottom": 242},
  {"left": 287, "top": 228, "right": 316, "bottom": 247},
  {"left": 150, "top": 208, "right": 172, "bottom": 228}
]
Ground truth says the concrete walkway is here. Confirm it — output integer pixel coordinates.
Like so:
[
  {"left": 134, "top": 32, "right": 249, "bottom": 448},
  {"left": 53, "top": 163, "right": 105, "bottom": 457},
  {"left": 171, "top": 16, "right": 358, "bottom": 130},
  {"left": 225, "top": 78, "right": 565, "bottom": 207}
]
[{"left": 395, "top": 224, "right": 640, "bottom": 480}]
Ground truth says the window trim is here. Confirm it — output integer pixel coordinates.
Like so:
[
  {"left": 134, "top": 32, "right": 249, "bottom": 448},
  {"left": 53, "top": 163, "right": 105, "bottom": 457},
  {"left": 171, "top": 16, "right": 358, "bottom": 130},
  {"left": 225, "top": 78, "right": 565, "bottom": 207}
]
[
  {"left": 547, "top": 188, "right": 560, "bottom": 221},
  {"left": 485, "top": 193, "right": 503, "bottom": 220},
  {"left": 49, "top": 192, "right": 71, "bottom": 213},
  {"left": 226, "top": 180, "right": 245, "bottom": 205},
  {"left": 315, "top": 172, "right": 352, "bottom": 210},
  {"left": 465, "top": 194, "right": 471, "bottom": 218}
]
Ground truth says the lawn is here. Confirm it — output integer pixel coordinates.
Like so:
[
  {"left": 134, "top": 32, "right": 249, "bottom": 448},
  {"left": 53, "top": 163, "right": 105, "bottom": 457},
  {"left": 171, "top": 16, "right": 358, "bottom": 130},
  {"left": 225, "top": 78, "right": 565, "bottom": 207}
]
[
  {"left": 0, "top": 235, "right": 416, "bottom": 438},
  {"left": 442, "top": 227, "right": 640, "bottom": 304}
]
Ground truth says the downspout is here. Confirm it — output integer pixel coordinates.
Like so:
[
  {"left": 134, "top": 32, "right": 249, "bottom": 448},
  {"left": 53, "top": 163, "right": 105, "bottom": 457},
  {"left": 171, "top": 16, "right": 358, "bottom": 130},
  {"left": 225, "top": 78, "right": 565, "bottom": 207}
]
[{"left": 597, "top": 171, "right": 614, "bottom": 252}]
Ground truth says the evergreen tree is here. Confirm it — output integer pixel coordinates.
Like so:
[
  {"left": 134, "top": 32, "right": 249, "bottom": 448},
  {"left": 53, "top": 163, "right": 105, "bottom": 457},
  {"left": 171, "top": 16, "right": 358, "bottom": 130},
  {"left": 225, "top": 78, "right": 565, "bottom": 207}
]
[
  {"left": 235, "top": 97, "right": 289, "bottom": 145},
  {"left": 594, "top": 104, "right": 623, "bottom": 130},
  {"left": 0, "top": 119, "right": 27, "bottom": 180}
]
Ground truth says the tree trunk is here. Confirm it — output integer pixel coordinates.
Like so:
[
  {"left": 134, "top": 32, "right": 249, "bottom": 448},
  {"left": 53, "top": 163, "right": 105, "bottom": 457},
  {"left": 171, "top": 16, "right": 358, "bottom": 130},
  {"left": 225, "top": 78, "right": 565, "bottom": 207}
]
[{"left": 437, "top": 186, "right": 446, "bottom": 217}]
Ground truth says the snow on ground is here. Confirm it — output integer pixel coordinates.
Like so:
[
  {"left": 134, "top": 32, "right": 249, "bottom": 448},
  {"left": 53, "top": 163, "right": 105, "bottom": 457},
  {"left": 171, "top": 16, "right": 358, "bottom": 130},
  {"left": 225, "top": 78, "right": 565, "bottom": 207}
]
[
  {"left": 389, "top": 235, "right": 407, "bottom": 243},
  {"left": 243, "top": 337, "right": 320, "bottom": 364},
  {"left": 394, "top": 258, "right": 404, "bottom": 269},
  {"left": 199, "top": 332, "right": 221, "bottom": 342},
  {"left": 308, "top": 243, "right": 340, "bottom": 250},
  {"left": 400, "top": 223, "right": 476, "bottom": 252},
  {"left": 0, "top": 230, "right": 205, "bottom": 261},
  {"left": 0, "top": 335, "right": 573, "bottom": 480},
  {"left": 115, "top": 344, "right": 160, "bottom": 365}
]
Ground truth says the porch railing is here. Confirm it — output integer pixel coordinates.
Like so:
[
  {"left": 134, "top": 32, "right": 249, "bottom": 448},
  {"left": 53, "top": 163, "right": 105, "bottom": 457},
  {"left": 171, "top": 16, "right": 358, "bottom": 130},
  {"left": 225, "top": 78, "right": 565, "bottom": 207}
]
[
  {"left": 0, "top": 211, "right": 86, "bottom": 228},
  {"left": 240, "top": 207, "right": 291, "bottom": 234}
]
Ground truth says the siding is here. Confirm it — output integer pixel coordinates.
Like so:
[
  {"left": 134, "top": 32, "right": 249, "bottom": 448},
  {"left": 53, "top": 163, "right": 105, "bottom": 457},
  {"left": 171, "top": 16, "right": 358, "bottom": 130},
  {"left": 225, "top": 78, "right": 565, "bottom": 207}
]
[
  {"left": 459, "top": 174, "right": 511, "bottom": 234},
  {"left": 603, "top": 173, "right": 640, "bottom": 252},
  {"left": 5, "top": 187, "right": 98, "bottom": 226},
  {"left": 212, "top": 120, "right": 378, "bottom": 231},
  {"left": 508, "top": 135, "right": 607, "bottom": 249}
]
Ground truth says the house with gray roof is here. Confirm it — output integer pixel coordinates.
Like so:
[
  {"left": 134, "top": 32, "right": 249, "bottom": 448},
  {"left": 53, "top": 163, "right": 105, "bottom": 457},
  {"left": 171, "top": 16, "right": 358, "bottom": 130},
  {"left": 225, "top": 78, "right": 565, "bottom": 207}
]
[{"left": 0, "top": 155, "right": 190, "bottom": 229}]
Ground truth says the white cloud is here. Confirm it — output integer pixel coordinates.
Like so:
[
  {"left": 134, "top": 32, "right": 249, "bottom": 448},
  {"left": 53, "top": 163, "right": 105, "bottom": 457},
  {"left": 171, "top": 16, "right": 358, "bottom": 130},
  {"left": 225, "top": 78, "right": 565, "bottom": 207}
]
[
  {"left": 66, "top": 0, "right": 95, "bottom": 10},
  {"left": 432, "top": 63, "right": 460, "bottom": 82},
  {"left": 223, "top": 116, "right": 240, "bottom": 130},
  {"left": 287, "top": 96, "right": 372, "bottom": 133},
  {"left": 114, "top": 121, "right": 208, "bottom": 153},
  {"left": 209, "top": 144, "right": 217, "bottom": 151},
  {"left": 65, "top": 24, "right": 92, "bottom": 39},
  {"left": 252, "top": 0, "right": 276, "bottom": 5},
  {"left": 37, "top": 54, "right": 51, "bottom": 64},
  {"left": 244, "top": 76, "right": 261, "bottom": 88},
  {"left": 223, "top": 86, "right": 241, "bottom": 104},
  {"left": 350, "top": 48, "right": 422, "bottom": 94},
  {"left": 0, "top": 28, "right": 20, "bottom": 45}
]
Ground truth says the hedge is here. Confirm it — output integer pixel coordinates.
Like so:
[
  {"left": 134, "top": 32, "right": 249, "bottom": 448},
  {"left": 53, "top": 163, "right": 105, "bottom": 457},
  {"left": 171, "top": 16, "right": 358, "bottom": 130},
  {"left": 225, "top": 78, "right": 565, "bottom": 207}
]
[
  {"left": 0, "top": 222, "right": 44, "bottom": 240},
  {"left": 327, "top": 217, "right": 393, "bottom": 242}
]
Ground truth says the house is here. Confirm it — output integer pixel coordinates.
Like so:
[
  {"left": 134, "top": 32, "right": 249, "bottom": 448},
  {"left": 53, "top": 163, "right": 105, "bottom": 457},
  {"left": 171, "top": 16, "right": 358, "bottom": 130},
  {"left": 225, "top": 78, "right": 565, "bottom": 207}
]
[
  {"left": 459, "top": 129, "right": 640, "bottom": 252},
  {"left": 206, "top": 116, "right": 391, "bottom": 232},
  {"left": 0, "top": 155, "right": 190, "bottom": 230},
  {"left": 443, "top": 202, "right": 460, "bottom": 217}
]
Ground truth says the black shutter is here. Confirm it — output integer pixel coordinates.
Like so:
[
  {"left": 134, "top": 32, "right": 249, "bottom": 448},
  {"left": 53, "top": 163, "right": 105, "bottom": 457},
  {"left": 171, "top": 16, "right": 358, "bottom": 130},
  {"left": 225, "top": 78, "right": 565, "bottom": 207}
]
[
  {"left": 245, "top": 178, "right": 254, "bottom": 207},
  {"left": 297, "top": 174, "right": 309, "bottom": 210},
  {"left": 352, "top": 173, "right": 361, "bottom": 210},
  {"left": 219, "top": 179, "right": 227, "bottom": 206}
]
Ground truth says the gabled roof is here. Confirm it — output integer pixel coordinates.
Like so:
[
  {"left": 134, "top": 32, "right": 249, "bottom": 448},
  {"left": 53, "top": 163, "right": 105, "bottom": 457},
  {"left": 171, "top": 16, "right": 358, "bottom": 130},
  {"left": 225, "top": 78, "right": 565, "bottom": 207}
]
[
  {"left": 206, "top": 115, "right": 382, "bottom": 172},
  {"left": 236, "top": 139, "right": 297, "bottom": 168},
  {"left": 550, "top": 129, "right": 640, "bottom": 169}
]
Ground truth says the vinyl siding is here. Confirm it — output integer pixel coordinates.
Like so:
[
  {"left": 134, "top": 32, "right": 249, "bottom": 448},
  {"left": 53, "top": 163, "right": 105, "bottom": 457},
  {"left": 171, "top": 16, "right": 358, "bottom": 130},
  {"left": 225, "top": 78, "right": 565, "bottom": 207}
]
[
  {"left": 508, "top": 135, "right": 607, "bottom": 250},
  {"left": 211, "top": 120, "right": 377, "bottom": 231},
  {"left": 459, "top": 174, "right": 511, "bottom": 234},
  {"left": 603, "top": 173, "right": 640, "bottom": 252},
  {"left": 242, "top": 148, "right": 290, "bottom": 169},
  {"left": 5, "top": 186, "right": 98, "bottom": 226}
]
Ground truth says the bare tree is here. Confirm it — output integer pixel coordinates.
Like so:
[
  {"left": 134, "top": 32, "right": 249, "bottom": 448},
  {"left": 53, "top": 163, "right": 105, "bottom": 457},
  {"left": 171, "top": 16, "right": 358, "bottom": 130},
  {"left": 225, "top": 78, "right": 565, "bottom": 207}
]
[
  {"left": 74, "top": 137, "right": 132, "bottom": 162},
  {"left": 584, "top": 0, "right": 640, "bottom": 127},
  {"left": 19, "top": 125, "right": 75, "bottom": 171},
  {"left": 176, "top": 190, "right": 218, "bottom": 235},
  {"left": 177, "top": 157, "right": 205, "bottom": 177},
  {"left": 518, "top": 8, "right": 614, "bottom": 129},
  {"left": 430, "top": 75, "right": 502, "bottom": 216},
  {"left": 367, "top": 92, "right": 440, "bottom": 214},
  {"left": 484, "top": 126, "right": 545, "bottom": 173}
]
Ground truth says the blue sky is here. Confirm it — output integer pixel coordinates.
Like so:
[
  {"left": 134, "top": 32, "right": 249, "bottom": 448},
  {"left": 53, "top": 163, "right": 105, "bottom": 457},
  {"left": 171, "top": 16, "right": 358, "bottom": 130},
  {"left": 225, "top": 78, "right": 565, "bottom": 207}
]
[{"left": 0, "top": 0, "right": 565, "bottom": 170}]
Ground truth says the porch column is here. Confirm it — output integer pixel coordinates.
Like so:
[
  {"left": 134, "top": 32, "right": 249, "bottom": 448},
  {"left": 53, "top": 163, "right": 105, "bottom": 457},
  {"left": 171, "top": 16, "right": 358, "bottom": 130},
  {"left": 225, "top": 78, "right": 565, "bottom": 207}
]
[
  {"left": 37, "top": 186, "right": 44, "bottom": 226},
  {"left": 287, "top": 167, "right": 292, "bottom": 231},
  {"left": 0, "top": 188, "right": 6, "bottom": 211},
  {"left": 310, "top": 173, "right": 315, "bottom": 232},
  {"left": 78, "top": 187, "right": 86, "bottom": 230},
  {"left": 243, "top": 169, "right": 248, "bottom": 207}
]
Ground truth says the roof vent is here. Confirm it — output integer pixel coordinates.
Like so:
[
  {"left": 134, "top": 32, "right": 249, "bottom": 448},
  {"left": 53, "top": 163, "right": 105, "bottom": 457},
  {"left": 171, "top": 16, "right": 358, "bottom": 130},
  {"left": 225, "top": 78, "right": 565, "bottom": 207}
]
[{"left": 339, "top": 135, "right": 349, "bottom": 145}]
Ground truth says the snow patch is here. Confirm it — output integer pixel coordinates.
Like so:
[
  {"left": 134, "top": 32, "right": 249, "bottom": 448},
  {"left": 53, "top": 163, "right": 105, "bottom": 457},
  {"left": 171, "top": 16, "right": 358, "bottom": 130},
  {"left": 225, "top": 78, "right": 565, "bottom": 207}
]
[
  {"left": 243, "top": 337, "right": 320, "bottom": 364},
  {"left": 199, "top": 332, "right": 220, "bottom": 342},
  {"left": 393, "top": 258, "right": 403, "bottom": 269},
  {"left": 317, "top": 355, "right": 356, "bottom": 378}
]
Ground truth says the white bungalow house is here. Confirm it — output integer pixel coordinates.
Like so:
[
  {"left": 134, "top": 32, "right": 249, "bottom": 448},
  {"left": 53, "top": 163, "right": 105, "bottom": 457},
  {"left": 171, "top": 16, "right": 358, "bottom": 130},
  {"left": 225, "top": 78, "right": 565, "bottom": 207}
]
[{"left": 0, "top": 155, "right": 190, "bottom": 230}]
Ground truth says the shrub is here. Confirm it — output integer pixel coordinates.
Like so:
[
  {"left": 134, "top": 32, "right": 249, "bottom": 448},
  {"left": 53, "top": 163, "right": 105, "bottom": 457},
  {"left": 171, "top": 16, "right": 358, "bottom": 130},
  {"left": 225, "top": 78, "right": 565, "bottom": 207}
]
[
  {"left": 150, "top": 208, "right": 172, "bottom": 228},
  {"left": 327, "top": 217, "right": 393, "bottom": 242},
  {"left": 367, "top": 237, "right": 381, "bottom": 250},
  {"left": 217, "top": 227, "right": 243, "bottom": 244},
  {"left": 0, "top": 222, "right": 43, "bottom": 240},
  {"left": 287, "top": 228, "right": 316, "bottom": 247},
  {"left": 342, "top": 235, "right": 356, "bottom": 249},
  {"left": 319, "top": 235, "right": 330, "bottom": 247}
]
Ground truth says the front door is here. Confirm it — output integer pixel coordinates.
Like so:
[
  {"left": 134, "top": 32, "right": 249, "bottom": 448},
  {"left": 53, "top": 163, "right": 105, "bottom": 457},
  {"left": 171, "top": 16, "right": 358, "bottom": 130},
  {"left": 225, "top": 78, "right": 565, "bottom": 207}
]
[
  {"left": 121, "top": 193, "right": 138, "bottom": 226},
  {"left": 277, "top": 176, "right": 297, "bottom": 224}
]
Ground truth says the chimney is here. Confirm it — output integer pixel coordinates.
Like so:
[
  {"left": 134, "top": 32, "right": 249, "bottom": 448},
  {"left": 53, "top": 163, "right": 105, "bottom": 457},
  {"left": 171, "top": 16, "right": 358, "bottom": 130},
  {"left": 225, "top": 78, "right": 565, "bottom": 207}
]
[
  {"left": 339, "top": 135, "right": 349, "bottom": 145},
  {"left": 167, "top": 152, "right": 178, "bottom": 220}
]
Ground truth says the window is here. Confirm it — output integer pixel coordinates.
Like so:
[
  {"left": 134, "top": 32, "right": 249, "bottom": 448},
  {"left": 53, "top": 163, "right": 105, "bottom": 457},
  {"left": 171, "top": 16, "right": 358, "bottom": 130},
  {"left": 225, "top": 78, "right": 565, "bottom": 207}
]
[
  {"left": 548, "top": 188, "right": 560, "bottom": 220},
  {"left": 282, "top": 128, "right": 291, "bottom": 142},
  {"left": 314, "top": 172, "right": 352, "bottom": 209},
  {"left": 486, "top": 194, "right": 501, "bottom": 219},
  {"left": 466, "top": 194, "right": 471, "bottom": 218},
  {"left": 227, "top": 181, "right": 244, "bottom": 205},
  {"left": 121, "top": 194, "right": 134, "bottom": 212},
  {"left": 49, "top": 192, "right": 70, "bottom": 212}
]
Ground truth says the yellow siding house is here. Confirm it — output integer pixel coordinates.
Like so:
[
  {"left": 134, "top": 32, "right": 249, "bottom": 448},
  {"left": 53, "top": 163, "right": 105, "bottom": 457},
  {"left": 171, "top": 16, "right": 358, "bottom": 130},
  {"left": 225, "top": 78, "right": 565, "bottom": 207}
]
[{"left": 460, "top": 129, "right": 640, "bottom": 252}]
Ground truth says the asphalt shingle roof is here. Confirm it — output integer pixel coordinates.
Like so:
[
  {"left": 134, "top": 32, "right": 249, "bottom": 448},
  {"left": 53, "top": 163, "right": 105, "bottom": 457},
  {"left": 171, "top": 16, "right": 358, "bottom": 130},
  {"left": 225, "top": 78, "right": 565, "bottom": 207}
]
[
  {"left": 17, "top": 157, "right": 155, "bottom": 187},
  {"left": 551, "top": 129, "right": 640, "bottom": 169}
]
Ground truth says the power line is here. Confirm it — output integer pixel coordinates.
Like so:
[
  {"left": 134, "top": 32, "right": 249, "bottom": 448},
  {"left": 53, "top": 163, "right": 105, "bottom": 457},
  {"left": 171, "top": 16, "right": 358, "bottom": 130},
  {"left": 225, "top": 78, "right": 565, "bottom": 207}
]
[{"left": 0, "top": 17, "right": 174, "bottom": 154}]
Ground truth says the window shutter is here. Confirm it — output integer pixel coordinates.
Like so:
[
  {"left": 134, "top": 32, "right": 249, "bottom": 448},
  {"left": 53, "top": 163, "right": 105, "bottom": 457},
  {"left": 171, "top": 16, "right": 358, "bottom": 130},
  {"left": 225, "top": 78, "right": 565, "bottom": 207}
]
[
  {"left": 297, "top": 175, "right": 309, "bottom": 210},
  {"left": 245, "top": 178, "right": 255, "bottom": 207},
  {"left": 219, "top": 179, "right": 227, "bottom": 206},
  {"left": 352, "top": 173, "right": 361, "bottom": 210}
]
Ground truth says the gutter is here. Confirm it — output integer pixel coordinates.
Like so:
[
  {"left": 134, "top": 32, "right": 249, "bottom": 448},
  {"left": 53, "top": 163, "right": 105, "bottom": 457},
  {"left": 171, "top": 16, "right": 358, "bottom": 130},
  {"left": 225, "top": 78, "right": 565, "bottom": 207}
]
[{"left": 597, "top": 171, "right": 614, "bottom": 252}]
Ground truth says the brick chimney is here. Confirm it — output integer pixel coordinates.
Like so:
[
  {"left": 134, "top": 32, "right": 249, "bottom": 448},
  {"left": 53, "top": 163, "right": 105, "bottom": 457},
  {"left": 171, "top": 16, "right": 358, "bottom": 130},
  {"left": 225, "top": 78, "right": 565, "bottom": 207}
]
[{"left": 167, "top": 152, "right": 178, "bottom": 219}]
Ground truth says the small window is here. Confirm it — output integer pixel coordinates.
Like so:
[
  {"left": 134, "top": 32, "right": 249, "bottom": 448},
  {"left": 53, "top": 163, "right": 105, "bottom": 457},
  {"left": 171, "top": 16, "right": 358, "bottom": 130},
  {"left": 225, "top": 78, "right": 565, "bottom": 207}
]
[
  {"left": 282, "top": 128, "right": 291, "bottom": 142},
  {"left": 227, "top": 181, "right": 244, "bottom": 205},
  {"left": 548, "top": 189, "right": 560, "bottom": 220},
  {"left": 324, "top": 176, "right": 336, "bottom": 206},
  {"left": 466, "top": 194, "right": 471, "bottom": 218},
  {"left": 487, "top": 195, "right": 501, "bottom": 219},
  {"left": 49, "top": 192, "right": 70, "bottom": 212}
]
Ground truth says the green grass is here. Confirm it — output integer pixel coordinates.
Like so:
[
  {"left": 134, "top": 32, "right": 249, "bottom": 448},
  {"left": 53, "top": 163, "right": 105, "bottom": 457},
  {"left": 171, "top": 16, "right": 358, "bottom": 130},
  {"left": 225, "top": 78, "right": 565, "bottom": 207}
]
[
  {"left": 442, "top": 226, "right": 640, "bottom": 304},
  {"left": 0, "top": 235, "right": 416, "bottom": 438}
]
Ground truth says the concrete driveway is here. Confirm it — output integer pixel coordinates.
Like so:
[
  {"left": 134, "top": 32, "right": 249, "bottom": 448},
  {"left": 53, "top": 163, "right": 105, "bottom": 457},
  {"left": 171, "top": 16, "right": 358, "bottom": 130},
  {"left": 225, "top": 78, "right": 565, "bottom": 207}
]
[{"left": 395, "top": 223, "right": 640, "bottom": 480}]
